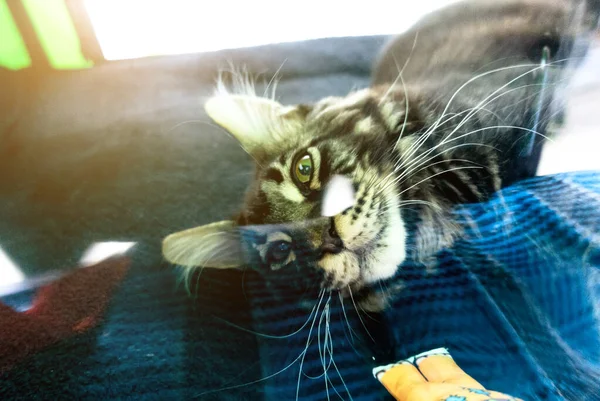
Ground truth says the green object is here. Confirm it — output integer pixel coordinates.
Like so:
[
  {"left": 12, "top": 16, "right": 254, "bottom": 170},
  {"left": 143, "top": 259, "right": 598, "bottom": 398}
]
[
  {"left": 0, "top": 0, "right": 94, "bottom": 70},
  {"left": 0, "top": 0, "right": 31, "bottom": 70},
  {"left": 22, "top": 0, "right": 92, "bottom": 69}
]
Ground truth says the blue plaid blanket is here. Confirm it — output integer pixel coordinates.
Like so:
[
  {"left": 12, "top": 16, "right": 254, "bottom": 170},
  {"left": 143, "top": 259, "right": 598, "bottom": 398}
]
[
  {"left": 2, "top": 171, "right": 599, "bottom": 401},
  {"left": 244, "top": 170, "right": 600, "bottom": 401}
]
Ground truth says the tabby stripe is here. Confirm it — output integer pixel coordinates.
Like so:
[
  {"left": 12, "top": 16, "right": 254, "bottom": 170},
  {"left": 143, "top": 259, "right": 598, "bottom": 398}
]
[
  {"left": 439, "top": 166, "right": 482, "bottom": 203},
  {"left": 264, "top": 167, "right": 284, "bottom": 184},
  {"left": 452, "top": 167, "right": 483, "bottom": 199},
  {"left": 425, "top": 165, "right": 472, "bottom": 204},
  {"left": 361, "top": 97, "right": 388, "bottom": 129},
  {"left": 246, "top": 189, "right": 270, "bottom": 224},
  {"left": 474, "top": 168, "right": 498, "bottom": 198},
  {"left": 278, "top": 154, "right": 286, "bottom": 165},
  {"left": 355, "top": 143, "right": 371, "bottom": 163},
  {"left": 306, "top": 121, "right": 356, "bottom": 146},
  {"left": 336, "top": 166, "right": 356, "bottom": 177},
  {"left": 318, "top": 147, "right": 332, "bottom": 185},
  {"left": 476, "top": 156, "right": 500, "bottom": 195},
  {"left": 330, "top": 116, "right": 361, "bottom": 139}
]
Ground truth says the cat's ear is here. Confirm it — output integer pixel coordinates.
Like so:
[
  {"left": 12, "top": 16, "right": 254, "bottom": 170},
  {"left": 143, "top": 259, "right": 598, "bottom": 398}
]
[
  {"left": 205, "top": 95, "right": 308, "bottom": 161},
  {"left": 162, "top": 220, "right": 244, "bottom": 268}
]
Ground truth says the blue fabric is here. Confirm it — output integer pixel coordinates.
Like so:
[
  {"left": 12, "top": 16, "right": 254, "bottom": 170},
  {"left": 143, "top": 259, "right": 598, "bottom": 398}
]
[
  {"left": 2, "top": 171, "right": 599, "bottom": 401},
  {"left": 244, "top": 171, "right": 600, "bottom": 401},
  {"left": 0, "top": 266, "right": 264, "bottom": 401}
]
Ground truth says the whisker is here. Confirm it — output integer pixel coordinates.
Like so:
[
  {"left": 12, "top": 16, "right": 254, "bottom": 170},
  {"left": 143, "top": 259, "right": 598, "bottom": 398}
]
[
  {"left": 362, "top": 36, "right": 416, "bottom": 190},
  {"left": 397, "top": 199, "right": 439, "bottom": 208},
  {"left": 322, "top": 299, "right": 333, "bottom": 400},
  {"left": 192, "top": 288, "right": 327, "bottom": 398},
  {"left": 429, "top": 62, "right": 551, "bottom": 137},
  {"left": 213, "top": 288, "right": 325, "bottom": 339},
  {"left": 263, "top": 59, "right": 288, "bottom": 100},
  {"left": 195, "top": 349, "right": 306, "bottom": 397},
  {"left": 398, "top": 165, "right": 484, "bottom": 197},
  {"left": 394, "top": 61, "right": 566, "bottom": 176},
  {"left": 306, "top": 295, "right": 334, "bottom": 379},
  {"left": 379, "top": 31, "right": 418, "bottom": 106},
  {"left": 339, "top": 292, "right": 359, "bottom": 342},
  {"left": 165, "top": 119, "right": 212, "bottom": 134},
  {"left": 326, "top": 303, "right": 354, "bottom": 401},
  {"left": 348, "top": 286, "right": 375, "bottom": 343},
  {"left": 394, "top": 82, "right": 548, "bottom": 173},
  {"left": 377, "top": 144, "right": 492, "bottom": 195},
  {"left": 296, "top": 290, "right": 329, "bottom": 401},
  {"left": 396, "top": 157, "right": 483, "bottom": 186},
  {"left": 435, "top": 63, "right": 561, "bottom": 145},
  {"left": 394, "top": 122, "right": 501, "bottom": 176},
  {"left": 326, "top": 373, "right": 348, "bottom": 401}
]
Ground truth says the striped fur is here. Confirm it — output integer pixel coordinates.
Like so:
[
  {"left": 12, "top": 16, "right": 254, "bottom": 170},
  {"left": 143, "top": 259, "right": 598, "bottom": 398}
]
[
  {"left": 162, "top": 81, "right": 508, "bottom": 301},
  {"left": 235, "top": 84, "right": 504, "bottom": 289},
  {"left": 161, "top": 0, "right": 592, "bottom": 308}
]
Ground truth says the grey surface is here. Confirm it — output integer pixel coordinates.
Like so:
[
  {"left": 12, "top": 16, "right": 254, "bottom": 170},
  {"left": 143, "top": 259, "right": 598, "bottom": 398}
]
[
  {"left": 0, "top": 36, "right": 387, "bottom": 276},
  {"left": 0, "top": 28, "right": 597, "bottom": 279}
]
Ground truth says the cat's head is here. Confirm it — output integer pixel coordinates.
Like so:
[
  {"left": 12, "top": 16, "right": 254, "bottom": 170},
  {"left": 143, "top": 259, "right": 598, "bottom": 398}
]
[{"left": 162, "top": 84, "right": 451, "bottom": 291}]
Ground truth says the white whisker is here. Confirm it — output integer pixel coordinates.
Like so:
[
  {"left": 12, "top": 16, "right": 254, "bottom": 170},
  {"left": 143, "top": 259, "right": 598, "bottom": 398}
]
[
  {"left": 394, "top": 82, "right": 549, "bottom": 175},
  {"left": 263, "top": 59, "right": 288, "bottom": 100},
  {"left": 339, "top": 292, "right": 359, "bottom": 342},
  {"left": 379, "top": 31, "right": 418, "bottom": 106},
  {"left": 196, "top": 347, "right": 305, "bottom": 397},
  {"left": 213, "top": 288, "right": 325, "bottom": 339},
  {"left": 398, "top": 165, "right": 484, "bottom": 197},
  {"left": 348, "top": 286, "right": 375, "bottom": 343},
  {"left": 377, "top": 144, "right": 492, "bottom": 196},
  {"left": 435, "top": 63, "right": 562, "bottom": 146},
  {"left": 296, "top": 290, "right": 328, "bottom": 401},
  {"left": 429, "top": 63, "right": 542, "bottom": 136}
]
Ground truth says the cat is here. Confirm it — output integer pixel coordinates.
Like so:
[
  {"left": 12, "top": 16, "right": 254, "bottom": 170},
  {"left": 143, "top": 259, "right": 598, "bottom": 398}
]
[{"left": 162, "top": 0, "right": 595, "bottom": 310}]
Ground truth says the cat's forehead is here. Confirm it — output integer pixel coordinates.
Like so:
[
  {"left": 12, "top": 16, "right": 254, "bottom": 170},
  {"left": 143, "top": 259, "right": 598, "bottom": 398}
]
[
  {"left": 240, "top": 88, "right": 412, "bottom": 225},
  {"left": 257, "top": 88, "right": 410, "bottom": 177},
  {"left": 305, "top": 88, "right": 408, "bottom": 137}
]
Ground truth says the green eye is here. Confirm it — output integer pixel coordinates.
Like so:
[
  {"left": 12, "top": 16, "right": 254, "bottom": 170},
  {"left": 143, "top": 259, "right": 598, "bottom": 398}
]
[{"left": 294, "top": 154, "right": 313, "bottom": 185}]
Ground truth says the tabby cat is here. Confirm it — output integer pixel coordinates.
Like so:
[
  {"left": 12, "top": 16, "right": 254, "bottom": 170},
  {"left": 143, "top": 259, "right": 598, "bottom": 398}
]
[{"left": 161, "top": 0, "right": 591, "bottom": 309}]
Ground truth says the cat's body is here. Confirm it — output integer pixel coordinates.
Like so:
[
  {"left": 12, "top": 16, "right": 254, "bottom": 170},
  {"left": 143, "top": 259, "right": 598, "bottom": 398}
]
[
  {"left": 156, "top": 0, "right": 600, "bottom": 391},
  {"left": 162, "top": 0, "right": 595, "bottom": 308}
]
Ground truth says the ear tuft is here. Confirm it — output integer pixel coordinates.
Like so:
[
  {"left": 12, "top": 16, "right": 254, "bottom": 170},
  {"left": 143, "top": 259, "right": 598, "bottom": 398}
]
[
  {"left": 162, "top": 220, "right": 244, "bottom": 269},
  {"left": 204, "top": 94, "right": 304, "bottom": 161}
]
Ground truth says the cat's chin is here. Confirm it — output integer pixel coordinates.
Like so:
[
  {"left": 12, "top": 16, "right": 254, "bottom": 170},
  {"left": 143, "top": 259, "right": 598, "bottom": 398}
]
[
  {"left": 318, "top": 250, "right": 361, "bottom": 290},
  {"left": 318, "top": 212, "right": 407, "bottom": 292},
  {"left": 359, "top": 214, "right": 407, "bottom": 284},
  {"left": 317, "top": 245, "right": 405, "bottom": 292},
  {"left": 337, "top": 280, "right": 406, "bottom": 313},
  {"left": 362, "top": 259, "right": 403, "bottom": 284}
]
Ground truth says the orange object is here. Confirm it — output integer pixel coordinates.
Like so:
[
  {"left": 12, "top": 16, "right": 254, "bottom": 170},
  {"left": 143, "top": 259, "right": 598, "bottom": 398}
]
[{"left": 373, "top": 348, "right": 523, "bottom": 401}]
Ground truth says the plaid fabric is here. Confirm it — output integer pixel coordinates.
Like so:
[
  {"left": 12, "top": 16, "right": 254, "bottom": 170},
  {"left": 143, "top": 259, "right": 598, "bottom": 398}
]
[
  {"left": 1, "top": 171, "right": 599, "bottom": 401},
  {"left": 245, "top": 171, "right": 600, "bottom": 401},
  {"left": 0, "top": 266, "right": 263, "bottom": 401}
]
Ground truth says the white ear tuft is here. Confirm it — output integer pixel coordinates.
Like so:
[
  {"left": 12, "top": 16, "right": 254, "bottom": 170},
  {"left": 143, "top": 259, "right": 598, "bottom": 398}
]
[
  {"left": 162, "top": 220, "right": 244, "bottom": 268},
  {"left": 204, "top": 94, "right": 302, "bottom": 160}
]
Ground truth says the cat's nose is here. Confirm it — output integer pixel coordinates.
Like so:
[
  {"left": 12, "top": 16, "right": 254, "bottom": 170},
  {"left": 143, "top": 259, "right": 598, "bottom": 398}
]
[{"left": 321, "top": 220, "right": 344, "bottom": 254}]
